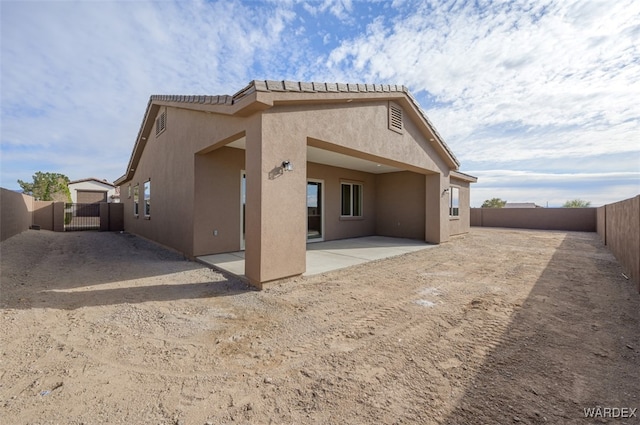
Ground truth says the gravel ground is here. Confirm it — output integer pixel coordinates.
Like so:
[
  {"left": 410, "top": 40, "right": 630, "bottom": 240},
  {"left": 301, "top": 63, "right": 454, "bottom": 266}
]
[{"left": 1, "top": 228, "right": 639, "bottom": 424}]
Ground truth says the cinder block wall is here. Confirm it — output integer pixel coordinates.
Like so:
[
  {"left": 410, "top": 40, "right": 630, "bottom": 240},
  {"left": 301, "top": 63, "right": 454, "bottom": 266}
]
[
  {"left": 597, "top": 195, "right": 640, "bottom": 290},
  {"left": 470, "top": 208, "right": 596, "bottom": 231},
  {"left": 0, "top": 188, "right": 34, "bottom": 241},
  {"left": 33, "top": 201, "right": 55, "bottom": 230},
  {"left": 471, "top": 197, "right": 639, "bottom": 291}
]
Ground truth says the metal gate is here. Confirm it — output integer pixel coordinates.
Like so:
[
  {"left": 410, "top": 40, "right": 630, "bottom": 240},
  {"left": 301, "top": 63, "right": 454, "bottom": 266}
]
[{"left": 64, "top": 203, "right": 101, "bottom": 231}]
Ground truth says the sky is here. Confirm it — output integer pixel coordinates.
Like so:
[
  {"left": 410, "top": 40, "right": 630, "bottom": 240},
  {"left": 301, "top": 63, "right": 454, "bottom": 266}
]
[{"left": 1, "top": 0, "right": 639, "bottom": 207}]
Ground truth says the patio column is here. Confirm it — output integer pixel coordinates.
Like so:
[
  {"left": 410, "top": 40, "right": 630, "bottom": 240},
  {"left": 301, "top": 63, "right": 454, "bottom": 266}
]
[{"left": 244, "top": 118, "right": 307, "bottom": 288}]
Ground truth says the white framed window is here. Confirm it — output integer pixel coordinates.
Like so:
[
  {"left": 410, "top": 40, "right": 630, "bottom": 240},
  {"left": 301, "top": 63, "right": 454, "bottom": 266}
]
[
  {"left": 133, "top": 184, "right": 139, "bottom": 216},
  {"left": 341, "top": 182, "right": 363, "bottom": 217},
  {"left": 449, "top": 187, "right": 459, "bottom": 217},
  {"left": 143, "top": 180, "right": 151, "bottom": 218}
]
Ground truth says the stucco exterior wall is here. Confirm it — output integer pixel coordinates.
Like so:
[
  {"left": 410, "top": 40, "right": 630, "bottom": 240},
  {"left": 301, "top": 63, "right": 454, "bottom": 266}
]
[
  {"left": 307, "top": 162, "right": 377, "bottom": 241},
  {"left": 425, "top": 173, "right": 450, "bottom": 244},
  {"left": 263, "top": 102, "right": 453, "bottom": 245},
  {"left": 244, "top": 113, "right": 307, "bottom": 285},
  {"left": 193, "top": 147, "right": 245, "bottom": 256},
  {"left": 449, "top": 178, "right": 471, "bottom": 236},
  {"left": 121, "top": 106, "right": 253, "bottom": 257},
  {"left": 470, "top": 208, "right": 597, "bottom": 231},
  {"left": 192, "top": 153, "right": 437, "bottom": 258},
  {"left": 241, "top": 101, "right": 454, "bottom": 285},
  {"left": 375, "top": 171, "right": 425, "bottom": 240},
  {"left": 1, "top": 188, "right": 33, "bottom": 241},
  {"left": 275, "top": 102, "right": 450, "bottom": 175},
  {"left": 118, "top": 94, "right": 472, "bottom": 286}
]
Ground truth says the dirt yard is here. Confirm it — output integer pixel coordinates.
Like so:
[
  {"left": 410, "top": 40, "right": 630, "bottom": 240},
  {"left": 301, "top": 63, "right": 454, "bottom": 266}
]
[{"left": 1, "top": 228, "right": 639, "bottom": 424}]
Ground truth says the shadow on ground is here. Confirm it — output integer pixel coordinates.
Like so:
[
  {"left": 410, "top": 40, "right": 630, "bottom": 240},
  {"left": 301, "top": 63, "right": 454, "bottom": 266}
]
[
  {"left": 443, "top": 232, "right": 640, "bottom": 424},
  {"left": 1, "top": 230, "right": 253, "bottom": 310}
]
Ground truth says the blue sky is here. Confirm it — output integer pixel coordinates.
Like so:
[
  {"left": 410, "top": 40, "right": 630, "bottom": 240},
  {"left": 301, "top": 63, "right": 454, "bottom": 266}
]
[{"left": 1, "top": 0, "right": 638, "bottom": 207}]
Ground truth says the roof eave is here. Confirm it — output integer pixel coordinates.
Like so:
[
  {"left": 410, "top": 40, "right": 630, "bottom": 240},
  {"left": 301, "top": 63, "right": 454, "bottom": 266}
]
[
  {"left": 450, "top": 170, "right": 478, "bottom": 183},
  {"left": 118, "top": 80, "right": 465, "bottom": 184}
]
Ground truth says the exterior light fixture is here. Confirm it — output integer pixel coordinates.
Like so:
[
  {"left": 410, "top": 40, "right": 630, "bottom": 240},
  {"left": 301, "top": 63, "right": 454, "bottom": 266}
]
[
  {"left": 282, "top": 160, "right": 293, "bottom": 172},
  {"left": 442, "top": 188, "right": 450, "bottom": 195}
]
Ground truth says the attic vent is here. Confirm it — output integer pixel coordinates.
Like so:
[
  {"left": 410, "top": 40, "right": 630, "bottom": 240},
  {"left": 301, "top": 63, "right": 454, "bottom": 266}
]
[
  {"left": 155, "top": 110, "right": 166, "bottom": 136},
  {"left": 388, "top": 102, "right": 403, "bottom": 134}
]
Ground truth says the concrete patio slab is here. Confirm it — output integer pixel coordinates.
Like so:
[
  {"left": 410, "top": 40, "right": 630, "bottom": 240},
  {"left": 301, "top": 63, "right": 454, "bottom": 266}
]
[
  {"left": 197, "top": 252, "right": 245, "bottom": 277},
  {"left": 197, "top": 236, "right": 435, "bottom": 280}
]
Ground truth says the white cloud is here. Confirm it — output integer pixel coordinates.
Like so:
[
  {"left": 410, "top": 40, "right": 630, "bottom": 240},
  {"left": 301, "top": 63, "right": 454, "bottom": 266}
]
[
  {"left": 469, "top": 169, "right": 640, "bottom": 207},
  {"left": 1, "top": 0, "right": 638, "bottom": 209},
  {"left": 299, "top": 0, "right": 353, "bottom": 20},
  {"left": 1, "top": 0, "right": 300, "bottom": 187},
  {"left": 324, "top": 0, "right": 640, "bottom": 164}
]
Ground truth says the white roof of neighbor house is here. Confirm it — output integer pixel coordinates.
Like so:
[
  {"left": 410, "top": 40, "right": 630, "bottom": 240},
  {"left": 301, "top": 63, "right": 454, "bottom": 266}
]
[
  {"left": 69, "top": 177, "right": 115, "bottom": 187},
  {"left": 116, "top": 80, "right": 467, "bottom": 185}
]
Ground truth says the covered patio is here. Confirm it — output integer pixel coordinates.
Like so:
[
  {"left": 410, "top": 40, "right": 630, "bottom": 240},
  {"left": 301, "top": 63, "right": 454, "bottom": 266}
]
[{"left": 197, "top": 236, "right": 435, "bottom": 280}]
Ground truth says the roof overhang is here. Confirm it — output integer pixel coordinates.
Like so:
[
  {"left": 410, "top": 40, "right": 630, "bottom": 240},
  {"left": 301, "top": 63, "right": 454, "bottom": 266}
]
[
  {"left": 116, "top": 80, "right": 463, "bottom": 185},
  {"left": 450, "top": 170, "right": 478, "bottom": 183}
]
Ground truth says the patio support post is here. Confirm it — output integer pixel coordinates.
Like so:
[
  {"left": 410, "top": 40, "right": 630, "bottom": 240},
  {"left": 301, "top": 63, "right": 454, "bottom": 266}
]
[
  {"left": 424, "top": 173, "right": 449, "bottom": 244},
  {"left": 244, "top": 117, "right": 307, "bottom": 287}
]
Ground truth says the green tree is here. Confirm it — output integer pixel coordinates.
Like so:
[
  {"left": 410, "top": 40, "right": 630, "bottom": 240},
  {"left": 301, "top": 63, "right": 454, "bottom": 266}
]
[
  {"left": 482, "top": 198, "right": 507, "bottom": 208},
  {"left": 562, "top": 199, "right": 591, "bottom": 208},
  {"left": 18, "top": 172, "right": 71, "bottom": 202}
]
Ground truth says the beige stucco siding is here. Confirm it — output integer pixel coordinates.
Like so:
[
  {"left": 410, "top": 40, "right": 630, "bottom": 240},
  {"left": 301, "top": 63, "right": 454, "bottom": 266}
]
[
  {"left": 449, "top": 178, "right": 471, "bottom": 236},
  {"left": 375, "top": 171, "right": 426, "bottom": 240},
  {"left": 307, "top": 162, "right": 376, "bottom": 241},
  {"left": 244, "top": 114, "right": 307, "bottom": 285},
  {"left": 270, "top": 102, "right": 450, "bottom": 175},
  {"left": 192, "top": 158, "right": 432, "bottom": 257},
  {"left": 244, "top": 100, "right": 448, "bottom": 285},
  {"left": 193, "top": 147, "right": 245, "bottom": 256},
  {"left": 118, "top": 88, "right": 475, "bottom": 286},
  {"left": 122, "top": 107, "right": 251, "bottom": 257}
]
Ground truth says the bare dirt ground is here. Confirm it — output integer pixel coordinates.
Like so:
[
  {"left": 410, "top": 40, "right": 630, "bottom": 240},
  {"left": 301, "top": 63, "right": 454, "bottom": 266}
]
[{"left": 1, "top": 228, "right": 639, "bottom": 425}]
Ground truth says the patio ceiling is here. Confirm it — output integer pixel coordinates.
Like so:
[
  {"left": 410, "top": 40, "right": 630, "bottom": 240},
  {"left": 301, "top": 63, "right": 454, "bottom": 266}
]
[{"left": 226, "top": 137, "right": 402, "bottom": 174}]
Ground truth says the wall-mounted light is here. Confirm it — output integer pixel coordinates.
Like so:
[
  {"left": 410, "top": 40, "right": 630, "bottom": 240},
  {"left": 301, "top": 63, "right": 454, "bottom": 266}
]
[
  {"left": 282, "top": 160, "right": 293, "bottom": 172},
  {"left": 442, "top": 188, "right": 450, "bottom": 196}
]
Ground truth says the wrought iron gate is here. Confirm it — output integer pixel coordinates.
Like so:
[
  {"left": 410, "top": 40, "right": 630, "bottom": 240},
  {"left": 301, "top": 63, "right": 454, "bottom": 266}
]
[{"left": 64, "top": 203, "right": 101, "bottom": 231}]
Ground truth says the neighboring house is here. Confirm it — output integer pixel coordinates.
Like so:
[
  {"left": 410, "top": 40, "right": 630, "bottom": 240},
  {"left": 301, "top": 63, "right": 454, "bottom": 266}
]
[
  {"left": 504, "top": 202, "right": 542, "bottom": 208},
  {"left": 115, "top": 80, "right": 477, "bottom": 287},
  {"left": 68, "top": 178, "right": 119, "bottom": 203}
]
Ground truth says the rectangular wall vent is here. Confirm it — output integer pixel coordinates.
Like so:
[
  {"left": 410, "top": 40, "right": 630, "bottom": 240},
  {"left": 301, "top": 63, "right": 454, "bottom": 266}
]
[
  {"left": 155, "top": 110, "right": 166, "bottom": 136},
  {"left": 388, "top": 102, "right": 403, "bottom": 133}
]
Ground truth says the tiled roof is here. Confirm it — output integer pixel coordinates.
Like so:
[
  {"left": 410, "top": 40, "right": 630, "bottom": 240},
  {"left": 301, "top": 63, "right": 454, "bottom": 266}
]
[
  {"left": 150, "top": 81, "right": 409, "bottom": 105},
  {"left": 151, "top": 80, "right": 457, "bottom": 166}
]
